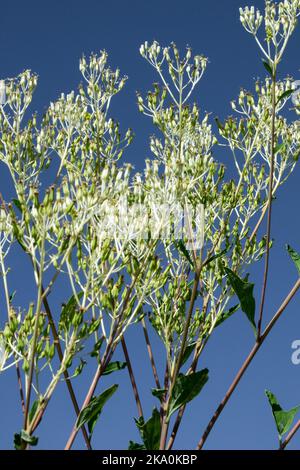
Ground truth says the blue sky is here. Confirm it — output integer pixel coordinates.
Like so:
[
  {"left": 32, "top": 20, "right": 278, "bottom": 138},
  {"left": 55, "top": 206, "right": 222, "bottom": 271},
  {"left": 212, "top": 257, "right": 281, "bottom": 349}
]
[{"left": 1, "top": 0, "right": 300, "bottom": 450}]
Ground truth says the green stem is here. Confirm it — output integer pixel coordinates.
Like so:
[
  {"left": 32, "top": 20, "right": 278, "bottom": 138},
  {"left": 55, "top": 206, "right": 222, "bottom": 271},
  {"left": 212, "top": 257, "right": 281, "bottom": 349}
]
[{"left": 23, "top": 242, "right": 45, "bottom": 432}]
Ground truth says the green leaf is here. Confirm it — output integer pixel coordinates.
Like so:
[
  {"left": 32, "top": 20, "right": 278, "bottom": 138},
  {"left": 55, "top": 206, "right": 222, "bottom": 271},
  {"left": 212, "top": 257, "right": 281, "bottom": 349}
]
[
  {"left": 276, "top": 89, "right": 294, "bottom": 105},
  {"left": 90, "top": 337, "right": 104, "bottom": 357},
  {"left": 293, "top": 147, "right": 300, "bottom": 162},
  {"left": 174, "top": 239, "right": 194, "bottom": 267},
  {"left": 286, "top": 245, "right": 300, "bottom": 276},
  {"left": 76, "top": 384, "right": 118, "bottom": 435},
  {"left": 12, "top": 198, "right": 22, "bottom": 213},
  {"left": 13, "top": 433, "right": 22, "bottom": 450},
  {"left": 20, "top": 430, "right": 39, "bottom": 446},
  {"left": 60, "top": 292, "right": 84, "bottom": 329},
  {"left": 167, "top": 369, "right": 209, "bottom": 420},
  {"left": 203, "top": 248, "right": 228, "bottom": 268},
  {"left": 151, "top": 388, "right": 166, "bottom": 400},
  {"left": 9, "top": 290, "right": 16, "bottom": 303},
  {"left": 180, "top": 343, "right": 196, "bottom": 367},
  {"left": 224, "top": 267, "right": 256, "bottom": 334},
  {"left": 274, "top": 143, "right": 285, "bottom": 155},
  {"left": 29, "top": 400, "right": 39, "bottom": 424},
  {"left": 103, "top": 361, "right": 127, "bottom": 375},
  {"left": 14, "top": 430, "right": 39, "bottom": 449},
  {"left": 265, "top": 390, "right": 300, "bottom": 439},
  {"left": 12, "top": 221, "right": 28, "bottom": 252},
  {"left": 135, "top": 408, "right": 161, "bottom": 450},
  {"left": 59, "top": 235, "right": 71, "bottom": 253},
  {"left": 128, "top": 441, "right": 146, "bottom": 450},
  {"left": 73, "top": 359, "right": 87, "bottom": 378},
  {"left": 262, "top": 59, "right": 273, "bottom": 77},
  {"left": 215, "top": 117, "right": 224, "bottom": 131},
  {"left": 62, "top": 292, "right": 84, "bottom": 316},
  {"left": 215, "top": 304, "right": 239, "bottom": 328}
]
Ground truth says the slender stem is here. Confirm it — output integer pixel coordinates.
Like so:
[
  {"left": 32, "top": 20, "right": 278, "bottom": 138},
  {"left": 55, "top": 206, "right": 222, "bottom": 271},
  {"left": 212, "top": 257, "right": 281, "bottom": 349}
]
[
  {"left": 65, "top": 270, "right": 144, "bottom": 449},
  {"left": 18, "top": 239, "right": 91, "bottom": 448},
  {"left": 160, "top": 361, "right": 169, "bottom": 421},
  {"left": 159, "top": 266, "right": 201, "bottom": 450},
  {"left": 121, "top": 336, "right": 143, "bottom": 418},
  {"left": 172, "top": 268, "right": 201, "bottom": 386},
  {"left": 64, "top": 345, "right": 114, "bottom": 450},
  {"left": 257, "top": 70, "right": 277, "bottom": 337},
  {"left": 197, "top": 277, "right": 300, "bottom": 450},
  {"left": 65, "top": 282, "right": 141, "bottom": 449},
  {"left": 23, "top": 247, "right": 45, "bottom": 431},
  {"left": 167, "top": 406, "right": 185, "bottom": 450},
  {"left": 280, "top": 418, "right": 300, "bottom": 449},
  {"left": 141, "top": 318, "right": 161, "bottom": 390},
  {"left": 159, "top": 413, "right": 169, "bottom": 451},
  {"left": 0, "top": 222, "right": 26, "bottom": 415},
  {"left": 29, "top": 329, "right": 80, "bottom": 434},
  {"left": 167, "top": 339, "right": 204, "bottom": 450},
  {"left": 198, "top": 341, "right": 261, "bottom": 450},
  {"left": 41, "top": 290, "right": 92, "bottom": 449},
  {"left": 248, "top": 203, "right": 268, "bottom": 244},
  {"left": 15, "top": 363, "right": 26, "bottom": 414}
]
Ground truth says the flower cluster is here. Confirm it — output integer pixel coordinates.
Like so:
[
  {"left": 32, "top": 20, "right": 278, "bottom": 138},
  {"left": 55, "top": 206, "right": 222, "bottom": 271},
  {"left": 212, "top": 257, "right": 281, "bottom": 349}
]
[
  {"left": 240, "top": 0, "right": 300, "bottom": 65},
  {"left": 0, "top": 0, "right": 299, "bottom": 450}
]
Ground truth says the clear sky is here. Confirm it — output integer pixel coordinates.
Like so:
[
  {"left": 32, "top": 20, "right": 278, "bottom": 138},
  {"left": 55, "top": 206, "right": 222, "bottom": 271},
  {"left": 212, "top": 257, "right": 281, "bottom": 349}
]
[{"left": 1, "top": 0, "right": 300, "bottom": 450}]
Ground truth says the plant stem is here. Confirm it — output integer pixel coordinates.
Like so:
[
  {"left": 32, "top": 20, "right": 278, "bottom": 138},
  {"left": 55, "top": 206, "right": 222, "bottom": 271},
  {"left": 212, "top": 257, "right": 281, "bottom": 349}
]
[
  {"left": 121, "top": 336, "right": 143, "bottom": 418},
  {"left": 167, "top": 404, "right": 185, "bottom": 450},
  {"left": 257, "top": 69, "right": 277, "bottom": 337},
  {"left": 23, "top": 249, "right": 45, "bottom": 431},
  {"left": 197, "top": 277, "right": 300, "bottom": 450},
  {"left": 22, "top": 244, "right": 92, "bottom": 448},
  {"left": 65, "top": 281, "right": 143, "bottom": 449},
  {"left": 159, "top": 266, "right": 201, "bottom": 450},
  {"left": 167, "top": 339, "right": 204, "bottom": 450},
  {"left": 0, "top": 224, "right": 26, "bottom": 415},
  {"left": 29, "top": 329, "right": 80, "bottom": 434},
  {"left": 160, "top": 361, "right": 169, "bottom": 422},
  {"left": 64, "top": 267, "right": 144, "bottom": 449},
  {"left": 64, "top": 346, "right": 114, "bottom": 450},
  {"left": 16, "top": 363, "right": 25, "bottom": 414},
  {"left": 280, "top": 418, "right": 300, "bottom": 449},
  {"left": 248, "top": 204, "right": 268, "bottom": 244},
  {"left": 41, "top": 290, "right": 92, "bottom": 449},
  {"left": 142, "top": 318, "right": 161, "bottom": 390}
]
